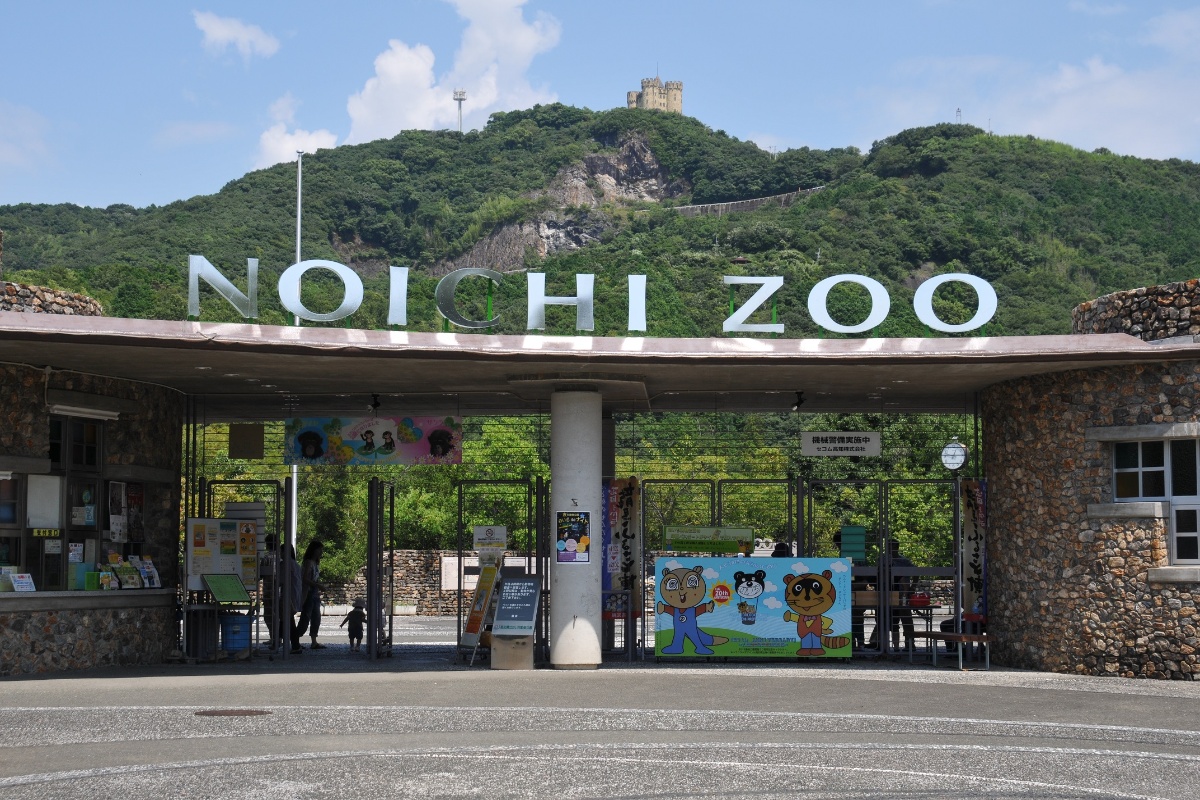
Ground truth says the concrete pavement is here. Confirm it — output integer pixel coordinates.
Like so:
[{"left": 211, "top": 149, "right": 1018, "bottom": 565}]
[{"left": 2, "top": 616, "right": 1198, "bottom": 799}]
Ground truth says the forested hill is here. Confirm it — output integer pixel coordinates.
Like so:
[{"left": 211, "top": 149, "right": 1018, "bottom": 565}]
[{"left": 3, "top": 104, "right": 1200, "bottom": 338}]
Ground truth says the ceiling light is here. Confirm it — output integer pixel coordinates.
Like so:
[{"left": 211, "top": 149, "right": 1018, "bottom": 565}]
[{"left": 47, "top": 404, "right": 120, "bottom": 421}]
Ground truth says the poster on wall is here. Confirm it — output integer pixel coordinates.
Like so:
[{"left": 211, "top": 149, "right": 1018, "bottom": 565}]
[
  {"left": 961, "top": 480, "right": 987, "bottom": 615},
  {"left": 108, "top": 481, "right": 127, "bottom": 538},
  {"left": 284, "top": 416, "right": 462, "bottom": 465},
  {"left": 556, "top": 511, "right": 591, "bottom": 563},
  {"left": 126, "top": 483, "right": 145, "bottom": 543},
  {"left": 654, "top": 556, "right": 852, "bottom": 659},
  {"left": 602, "top": 478, "right": 642, "bottom": 619}
]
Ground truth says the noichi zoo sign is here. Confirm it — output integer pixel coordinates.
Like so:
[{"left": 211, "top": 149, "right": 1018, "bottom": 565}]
[{"left": 188, "top": 256, "right": 998, "bottom": 335}]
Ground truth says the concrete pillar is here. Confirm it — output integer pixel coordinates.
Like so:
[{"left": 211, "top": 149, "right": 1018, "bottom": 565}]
[{"left": 549, "top": 389, "right": 603, "bottom": 668}]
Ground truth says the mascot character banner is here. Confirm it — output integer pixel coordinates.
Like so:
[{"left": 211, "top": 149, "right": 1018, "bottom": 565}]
[
  {"left": 285, "top": 417, "right": 462, "bottom": 465},
  {"left": 654, "top": 556, "right": 852, "bottom": 658}
]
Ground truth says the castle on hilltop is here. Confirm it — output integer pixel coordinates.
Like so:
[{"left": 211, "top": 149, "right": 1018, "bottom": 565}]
[{"left": 627, "top": 77, "right": 682, "bottom": 114}]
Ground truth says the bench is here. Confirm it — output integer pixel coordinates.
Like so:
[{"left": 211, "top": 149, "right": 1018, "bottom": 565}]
[{"left": 907, "top": 631, "right": 990, "bottom": 670}]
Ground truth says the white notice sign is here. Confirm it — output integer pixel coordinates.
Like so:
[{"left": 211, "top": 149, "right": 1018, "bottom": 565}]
[{"left": 802, "top": 432, "right": 881, "bottom": 457}]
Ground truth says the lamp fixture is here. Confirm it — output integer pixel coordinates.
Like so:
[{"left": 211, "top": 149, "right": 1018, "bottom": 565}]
[
  {"left": 47, "top": 404, "right": 120, "bottom": 421},
  {"left": 791, "top": 391, "right": 806, "bottom": 412}
]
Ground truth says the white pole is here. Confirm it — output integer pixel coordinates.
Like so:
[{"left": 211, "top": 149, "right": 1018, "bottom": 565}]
[{"left": 289, "top": 151, "right": 303, "bottom": 552}]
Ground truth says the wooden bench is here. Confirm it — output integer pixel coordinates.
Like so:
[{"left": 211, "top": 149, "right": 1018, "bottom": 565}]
[{"left": 907, "top": 631, "right": 990, "bottom": 670}]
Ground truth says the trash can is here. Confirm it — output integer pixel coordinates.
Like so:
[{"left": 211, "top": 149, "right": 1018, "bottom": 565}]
[{"left": 219, "top": 612, "right": 253, "bottom": 654}]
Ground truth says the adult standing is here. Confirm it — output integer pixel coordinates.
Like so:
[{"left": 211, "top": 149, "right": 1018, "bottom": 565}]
[
  {"left": 887, "top": 539, "right": 916, "bottom": 650},
  {"left": 281, "top": 543, "right": 302, "bottom": 654},
  {"left": 292, "top": 540, "right": 326, "bottom": 652}
]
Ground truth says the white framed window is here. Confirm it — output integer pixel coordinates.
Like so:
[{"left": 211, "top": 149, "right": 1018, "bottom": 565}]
[{"left": 1113, "top": 439, "right": 1200, "bottom": 564}]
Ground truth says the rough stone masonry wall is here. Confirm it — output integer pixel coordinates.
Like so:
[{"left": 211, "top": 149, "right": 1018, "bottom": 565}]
[
  {"left": 330, "top": 550, "right": 471, "bottom": 615},
  {"left": 1072, "top": 279, "right": 1200, "bottom": 341},
  {"left": 0, "top": 606, "right": 175, "bottom": 676},
  {"left": 1, "top": 281, "right": 104, "bottom": 315},
  {"left": 982, "top": 363, "right": 1200, "bottom": 679}
]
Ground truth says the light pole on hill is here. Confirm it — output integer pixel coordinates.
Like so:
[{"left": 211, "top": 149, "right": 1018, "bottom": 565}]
[{"left": 454, "top": 89, "right": 466, "bottom": 133}]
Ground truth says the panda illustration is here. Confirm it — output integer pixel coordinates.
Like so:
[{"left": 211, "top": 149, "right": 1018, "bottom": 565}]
[{"left": 734, "top": 569, "right": 766, "bottom": 625}]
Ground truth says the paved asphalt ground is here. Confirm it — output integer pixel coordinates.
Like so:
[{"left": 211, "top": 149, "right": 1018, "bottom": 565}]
[{"left": 2, "top": 616, "right": 1199, "bottom": 799}]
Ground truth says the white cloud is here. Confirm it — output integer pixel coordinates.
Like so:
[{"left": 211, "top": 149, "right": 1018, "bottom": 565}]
[
  {"left": 0, "top": 101, "right": 49, "bottom": 168},
  {"left": 194, "top": 11, "right": 280, "bottom": 61},
  {"left": 255, "top": 93, "right": 337, "bottom": 168},
  {"left": 1142, "top": 8, "right": 1200, "bottom": 60},
  {"left": 763, "top": 596, "right": 783, "bottom": 610},
  {"left": 346, "top": 0, "right": 559, "bottom": 144}
]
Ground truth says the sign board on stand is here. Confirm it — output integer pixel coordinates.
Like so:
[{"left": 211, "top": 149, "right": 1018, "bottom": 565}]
[{"left": 492, "top": 578, "right": 540, "bottom": 637}]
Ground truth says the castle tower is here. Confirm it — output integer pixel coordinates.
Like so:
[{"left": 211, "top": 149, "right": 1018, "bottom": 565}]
[{"left": 626, "top": 77, "right": 683, "bottom": 114}]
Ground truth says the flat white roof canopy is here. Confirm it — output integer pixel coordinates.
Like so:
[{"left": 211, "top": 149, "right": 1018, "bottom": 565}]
[{"left": 2, "top": 314, "right": 1196, "bottom": 420}]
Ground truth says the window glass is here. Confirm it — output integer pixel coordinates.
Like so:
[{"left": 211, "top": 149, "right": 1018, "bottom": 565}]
[
  {"left": 1141, "top": 441, "right": 1165, "bottom": 468},
  {"left": 71, "top": 421, "right": 100, "bottom": 468},
  {"left": 1171, "top": 440, "right": 1198, "bottom": 496},
  {"left": 1115, "top": 472, "right": 1140, "bottom": 499},
  {"left": 0, "top": 478, "right": 16, "bottom": 524},
  {"left": 1179, "top": 537, "right": 1200, "bottom": 561},
  {"left": 1114, "top": 442, "right": 1139, "bottom": 469},
  {"left": 49, "top": 418, "right": 63, "bottom": 466},
  {"left": 1142, "top": 470, "right": 1166, "bottom": 497}
]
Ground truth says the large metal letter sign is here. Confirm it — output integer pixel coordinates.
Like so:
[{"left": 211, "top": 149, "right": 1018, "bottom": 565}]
[
  {"left": 723, "top": 276, "right": 785, "bottom": 333},
  {"left": 912, "top": 273, "right": 997, "bottom": 333},
  {"left": 387, "top": 266, "right": 409, "bottom": 326},
  {"left": 527, "top": 273, "right": 595, "bottom": 331},
  {"left": 278, "top": 259, "right": 364, "bottom": 323},
  {"left": 628, "top": 274, "right": 647, "bottom": 332},
  {"left": 188, "top": 255, "right": 258, "bottom": 319},
  {"left": 435, "top": 268, "right": 503, "bottom": 329},
  {"left": 807, "top": 274, "right": 891, "bottom": 334}
]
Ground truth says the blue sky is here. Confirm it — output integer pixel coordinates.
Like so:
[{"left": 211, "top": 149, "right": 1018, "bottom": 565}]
[{"left": 3, "top": 1, "right": 1200, "bottom": 209}]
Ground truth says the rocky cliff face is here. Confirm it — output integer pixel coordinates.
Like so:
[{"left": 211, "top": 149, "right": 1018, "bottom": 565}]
[{"left": 431, "top": 133, "right": 687, "bottom": 277}]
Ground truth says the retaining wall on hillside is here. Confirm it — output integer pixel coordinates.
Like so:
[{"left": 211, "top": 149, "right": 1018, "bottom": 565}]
[{"left": 1, "top": 281, "right": 104, "bottom": 315}]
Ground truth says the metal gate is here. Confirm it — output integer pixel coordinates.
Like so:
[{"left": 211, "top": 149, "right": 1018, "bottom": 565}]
[
  {"left": 802, "top": 478, "right": 961, "bottom": 656},
  {"left": 365, "top": 477, "right": 395, "bottom": 660}
]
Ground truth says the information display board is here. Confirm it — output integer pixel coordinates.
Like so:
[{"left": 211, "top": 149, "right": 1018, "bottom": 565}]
[
  {"left": 185, "top": 518, "right": 258, "bottom": 591},
  {"left": 492, "top": 578, "right": 540, "bottom": 637},
  {"left": 202, "top": 573, "right": 254, "bottom": 608}
]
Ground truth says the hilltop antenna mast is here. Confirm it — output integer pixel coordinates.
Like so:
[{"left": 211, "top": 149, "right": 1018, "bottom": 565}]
[{"left": 453, "top": 89, "right": 467, "bottom": 133}]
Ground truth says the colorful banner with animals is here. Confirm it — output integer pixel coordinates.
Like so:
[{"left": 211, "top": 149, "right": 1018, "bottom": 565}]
[
  {"left": 284, "top": 416, "right": 462, "bottom": 465},
  {"left": 654, "top": 556, "right": 852, "bottom": 658}
]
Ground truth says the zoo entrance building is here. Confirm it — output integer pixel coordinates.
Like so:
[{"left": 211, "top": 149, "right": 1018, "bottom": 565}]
[{"left": 0, "top": 277, "right": 1198, "bottom": 679}]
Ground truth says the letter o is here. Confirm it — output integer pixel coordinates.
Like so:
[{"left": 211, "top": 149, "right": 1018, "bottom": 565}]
[
  {"left": 278, "top": 259, "right": 364, "bottom": 322},
  {"left": 807, "top": 274, "right": 891, "bottom": 334},
  {"left": 912, "top": 273, "right": 997, "bottom": 333}
]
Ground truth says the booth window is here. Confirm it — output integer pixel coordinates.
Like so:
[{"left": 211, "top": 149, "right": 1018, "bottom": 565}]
[
  {"left": 1113, "top": 439, "right": 1200, "bottom": 564},
  {"left": 0, "top": 476, "right": 20, "bottom": 569}
]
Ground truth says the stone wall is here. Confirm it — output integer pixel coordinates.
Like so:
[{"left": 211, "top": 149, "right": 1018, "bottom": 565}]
[
  {"left": 674, "top": 186, "right": 824, "bottom": 218},
  {"left": 0, "top": 364, "right": 50, "bottom": 460},
  {"left": 330, "top": 550, "right": 471, "bottom": 614},
  {"left": 1, "top": 281, "right": 104, "bottom": 315},
  {"left": 1072, "top": 280, "right": 1200, "bottom": 341},
  {"left": 982, "top": 363, "right": 1200, "bottom": 679},
  {"left": 0, "top": 603, "right": 176, "bottom": 676}
]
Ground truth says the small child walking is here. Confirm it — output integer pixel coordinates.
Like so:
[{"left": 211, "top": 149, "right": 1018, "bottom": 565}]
[{"left": 340, "top": 598, "right": 367, "bottom": 651}]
